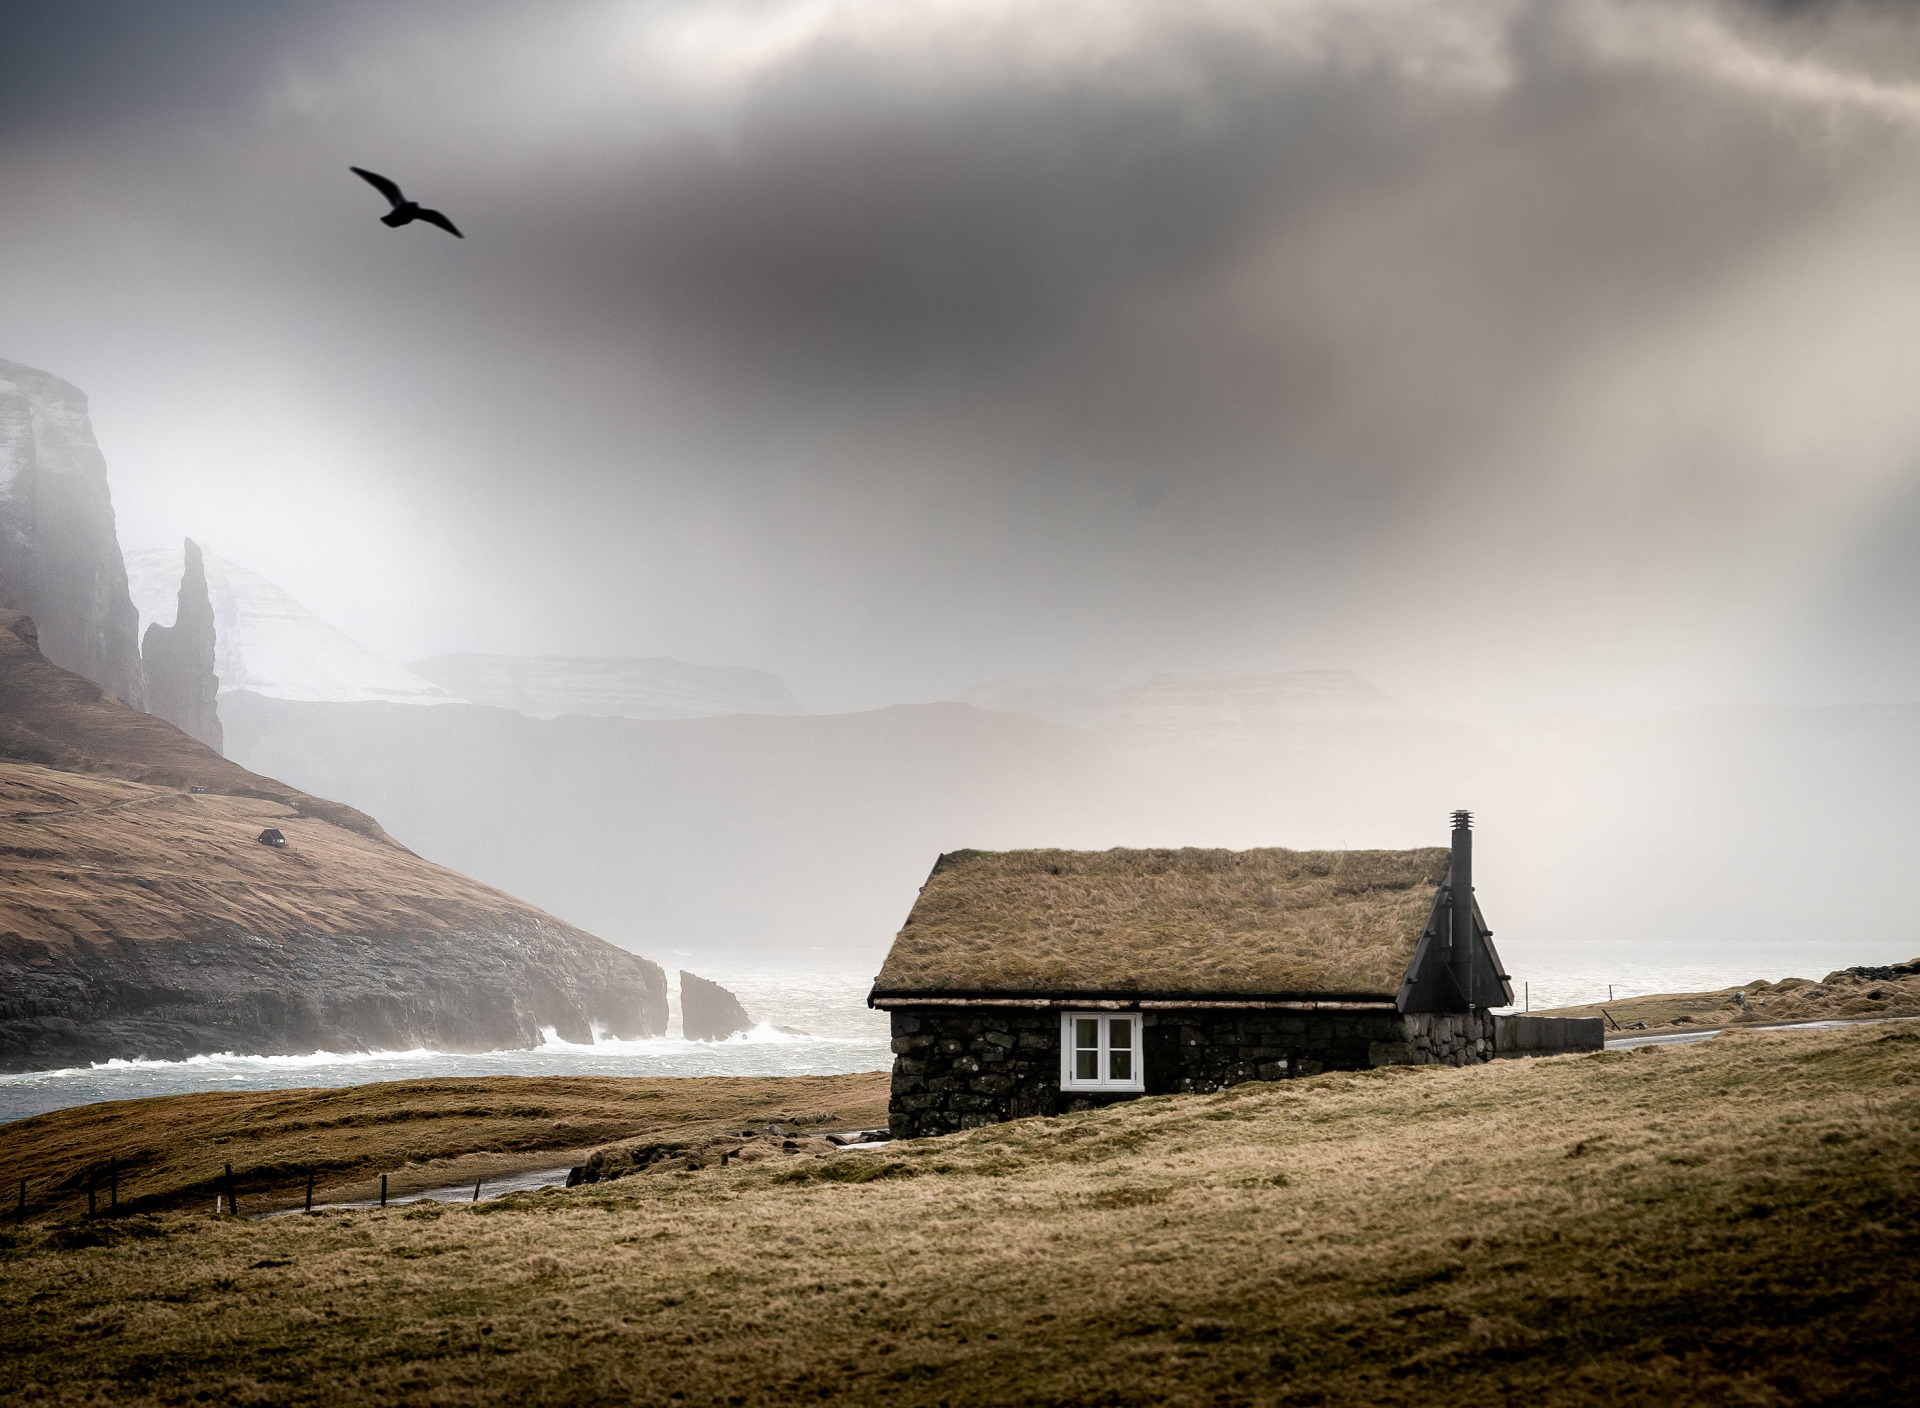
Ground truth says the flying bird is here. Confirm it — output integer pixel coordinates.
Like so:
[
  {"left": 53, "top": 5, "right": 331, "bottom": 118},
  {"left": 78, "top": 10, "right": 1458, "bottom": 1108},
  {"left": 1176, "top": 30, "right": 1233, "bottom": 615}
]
[{"left": 349, "top": 167, "right": 463, "bottom": 238}]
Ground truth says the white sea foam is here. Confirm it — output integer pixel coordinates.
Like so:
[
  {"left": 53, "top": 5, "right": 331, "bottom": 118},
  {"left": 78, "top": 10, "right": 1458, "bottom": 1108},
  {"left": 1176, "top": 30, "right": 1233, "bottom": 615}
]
[
  {"left": 0, "top": 1046, "right": 445, "bottom": 1083},
  {"left": 0, "top": 1018, "right": 894, "bottom": 1125},
  {"left": 2, "top": 1025, "right": 870, "bottom": 1086},
  {"left": 534, "top": 1022, "right": 866, "bottom": 1051}
]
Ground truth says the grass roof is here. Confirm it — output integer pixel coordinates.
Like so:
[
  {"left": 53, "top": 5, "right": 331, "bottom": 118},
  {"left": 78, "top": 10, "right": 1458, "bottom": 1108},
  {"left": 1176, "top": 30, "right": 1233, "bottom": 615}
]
[{"left": 871, "top": 846, "right": 1449, "bottom": 999}]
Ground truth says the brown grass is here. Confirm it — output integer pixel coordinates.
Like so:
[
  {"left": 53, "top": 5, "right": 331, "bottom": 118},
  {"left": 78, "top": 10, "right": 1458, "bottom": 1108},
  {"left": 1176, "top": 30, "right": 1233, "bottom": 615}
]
[
  {"left": 1536, "top": 970, "right": 1920, "bottom": 1034},
  {"left": 0, "top": 604, "right": 635, "bottom": 966},
  {"left": 875, "top": 846, "right": 1449, "bottom": 996},
  {"left": 3, "top": 1023, "right": 1914, "bottom": 1405},
  {"left": 0, "top": 760, "right": 598, "bottom": 957},
  {"left": 0, "top": 1074, "right": 889, "bottom": 1220},
  {"left": 0, "top": 607, "right": 386, "bottom": 841}
]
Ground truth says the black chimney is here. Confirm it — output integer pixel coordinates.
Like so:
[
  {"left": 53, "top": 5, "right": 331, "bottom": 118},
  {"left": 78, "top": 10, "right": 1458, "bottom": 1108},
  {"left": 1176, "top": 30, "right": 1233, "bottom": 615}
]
[{"left": 1450, "top": 810, "right": 1473, "bottom": 1010}]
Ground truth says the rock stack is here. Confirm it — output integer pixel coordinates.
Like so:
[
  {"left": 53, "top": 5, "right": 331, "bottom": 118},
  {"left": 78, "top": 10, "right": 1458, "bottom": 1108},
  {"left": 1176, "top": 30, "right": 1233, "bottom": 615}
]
[
  {"left": 680, "top": 971, "right": 752, "bottom": 1041},
  {"left": 139, "top": 538, "right": 222, "bottom": 752}
]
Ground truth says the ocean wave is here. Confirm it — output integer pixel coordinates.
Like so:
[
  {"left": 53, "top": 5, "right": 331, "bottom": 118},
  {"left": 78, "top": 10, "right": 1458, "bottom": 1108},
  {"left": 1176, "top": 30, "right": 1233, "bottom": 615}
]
[
  {"left": 1, "top": 1026, "right": 883, "bottom": 1083},
  {"left": 0, "top": 1046, "right": 447, "bottom": 1082},
  {"left": 536, "top": 1022, "right": 872, "bottom": 1051}
]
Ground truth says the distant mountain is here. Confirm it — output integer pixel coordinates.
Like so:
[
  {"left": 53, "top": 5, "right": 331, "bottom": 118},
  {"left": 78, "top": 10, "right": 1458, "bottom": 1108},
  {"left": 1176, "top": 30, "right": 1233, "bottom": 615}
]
[
  {"left": 962, "top": 669, "right": 1920, "bottom": 971},
  {"left": 124, "top": 546, "right": 457, "bottom": 706},
  {"left": 0, "top": 608, "right": 667, "bottom": 1071},
  {"left": 0, "top": 359, "right": 145, "bottom": 705},
  {"left": 963, "top": 669, "right": 1484, "bottom": 848},
  {"left": 408, "top": 652, "right": 806, "bottom": 720},
  {"left": 220, "top": 695, "right": 1199, "bottom": 966},
  {"left": 965, "top": 669, "right": 1418, "bottom": 734}
]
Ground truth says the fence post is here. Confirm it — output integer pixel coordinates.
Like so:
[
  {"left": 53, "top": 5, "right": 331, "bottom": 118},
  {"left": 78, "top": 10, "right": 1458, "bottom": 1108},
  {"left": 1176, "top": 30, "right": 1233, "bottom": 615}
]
[
  {"left": 472, "top": 1178, "right": 481, "bottom": 1204},
  {"left": 305, "top": 1170, "right": 315, "bottom": 1214},
  {"left": 380, "top": 1173, "right": 387, "bottom": 1208},
  {"left": 225, "top": 1163, "right": 236, "bottom": 1217}
]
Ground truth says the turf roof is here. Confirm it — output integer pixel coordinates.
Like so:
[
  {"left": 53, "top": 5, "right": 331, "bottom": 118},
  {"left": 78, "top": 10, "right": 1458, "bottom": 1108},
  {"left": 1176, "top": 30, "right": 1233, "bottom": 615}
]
[{"left": 872, "top": 846, "right": 1449, "bottom": 998}]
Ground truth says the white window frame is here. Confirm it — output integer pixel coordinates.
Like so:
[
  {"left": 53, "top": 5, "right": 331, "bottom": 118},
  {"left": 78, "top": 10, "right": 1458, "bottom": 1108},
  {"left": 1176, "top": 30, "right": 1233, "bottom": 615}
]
[{"left": 1059, "top": 1011, "right": 1145, "bottom": 1092}]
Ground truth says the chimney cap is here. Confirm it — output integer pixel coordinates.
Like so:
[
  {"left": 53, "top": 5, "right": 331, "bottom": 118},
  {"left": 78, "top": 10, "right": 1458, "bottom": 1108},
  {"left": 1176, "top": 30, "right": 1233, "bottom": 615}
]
[{"left": 1450, "top": 809, "right": 1472, "bottom": 830}]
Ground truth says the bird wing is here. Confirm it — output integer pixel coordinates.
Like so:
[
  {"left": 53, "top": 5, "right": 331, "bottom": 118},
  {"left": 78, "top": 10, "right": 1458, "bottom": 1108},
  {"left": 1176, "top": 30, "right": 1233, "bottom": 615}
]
[
  {"left": 350, "top": 166, "right": 406, "bottom": 207},
  {"left": 415, "top": 207, "right": 464, "bottom": 239}
]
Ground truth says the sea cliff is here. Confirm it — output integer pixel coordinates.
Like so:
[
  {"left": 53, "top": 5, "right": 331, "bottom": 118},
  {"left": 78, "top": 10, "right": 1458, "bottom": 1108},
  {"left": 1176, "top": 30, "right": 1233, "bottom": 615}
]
[{"left": 0, "top": 608, "right": 666, "bottom": 1071}]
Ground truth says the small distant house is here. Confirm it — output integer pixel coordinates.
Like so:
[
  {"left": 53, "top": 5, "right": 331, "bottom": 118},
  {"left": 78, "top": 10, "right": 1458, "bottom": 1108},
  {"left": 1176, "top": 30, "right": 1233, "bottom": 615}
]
[
  {"left": 870, "top": 812, "right": 1567, "bottom": 1139},
  {"left": 256, "top": 828, "right": 287, "bottom": 849}
]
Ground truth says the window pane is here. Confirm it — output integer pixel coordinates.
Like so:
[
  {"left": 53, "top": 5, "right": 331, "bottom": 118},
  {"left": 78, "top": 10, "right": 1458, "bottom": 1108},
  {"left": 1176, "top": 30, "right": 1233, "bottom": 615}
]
[
  {"left": 1110, "top": 1050, "right": 1133, "bottom": 1081},
  {"left": 1075, "top": 1019, "right": 1099, "bottom": 1050},
  {"left": 1076, "top": 1049, "right": 1099, "bottom": 1081},
  {"left": 1109, "top": 1019, "right": 1132, "bottom": 1049}
]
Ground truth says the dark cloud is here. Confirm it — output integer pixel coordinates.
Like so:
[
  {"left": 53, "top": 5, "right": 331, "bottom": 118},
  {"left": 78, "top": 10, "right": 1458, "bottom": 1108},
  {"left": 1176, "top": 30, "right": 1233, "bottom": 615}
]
[
  {"left": 0, "top": 1, "right": 347, "bottom": 125},
  {"left": 4, "top": 0, "right": 1920, "bottom": 711}
]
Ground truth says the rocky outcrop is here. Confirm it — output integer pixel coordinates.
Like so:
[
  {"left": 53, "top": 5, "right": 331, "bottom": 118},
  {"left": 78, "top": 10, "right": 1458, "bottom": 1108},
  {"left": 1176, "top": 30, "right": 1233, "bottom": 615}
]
[
  {"left": 1828, "top": 959, "right": 1920, "bottom": 983},
  {"left": 681, "top": 970, "right": 753, "bottom": 1041},
  {"left": 0, "top": 360, "right": 144, "bottom": 706},
  {"left": 125, "top": 546, "right": 458, "bottom": 706},
  {"left": 0, "top": 610, "right": 668, "bottom": 1071},
  {"left": 5, "top": 918, "right": 665, "bottom": 1070},
  {"left": 138, "top": 538, "right": 222, "bottom": 752},
  {"left": 567, "top": 1130, "right": 837, "bottom": 1184}
]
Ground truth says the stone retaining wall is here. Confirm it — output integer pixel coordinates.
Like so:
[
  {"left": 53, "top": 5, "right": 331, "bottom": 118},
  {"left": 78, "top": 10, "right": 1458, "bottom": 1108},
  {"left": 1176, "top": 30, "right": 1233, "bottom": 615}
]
[
  {"left": 887, "top": 1005, "right": 1497, "bottom": 1138},
  {"left": 1492, "top": 1013, "right": 1603, "bottom": 1057},
  {"left": 1399, "top": 1010, "right": 1497, "bottom": 1066}
]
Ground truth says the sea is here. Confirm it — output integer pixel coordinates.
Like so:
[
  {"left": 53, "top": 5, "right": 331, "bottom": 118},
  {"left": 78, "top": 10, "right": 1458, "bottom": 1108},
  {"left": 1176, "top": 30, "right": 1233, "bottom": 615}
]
[
  {"left": 0, "top": 967, "right": 891, "bottom": 1126},
  {"left": 0, "top": 957, "right": 1827, "bottom": 1125}
]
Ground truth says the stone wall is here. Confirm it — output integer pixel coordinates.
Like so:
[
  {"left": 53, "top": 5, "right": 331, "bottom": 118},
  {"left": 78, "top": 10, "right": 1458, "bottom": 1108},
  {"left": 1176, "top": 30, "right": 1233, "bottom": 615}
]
[
  {"left": 1492, "top": 1013, "right": 1603, "bottom": 1057},
  {"left": 887, "top": 1005, "right": 1496, "bottom": 1138},
  {"left": 1398, "top": 1010, "right": 1497, "bottom": 1066}
]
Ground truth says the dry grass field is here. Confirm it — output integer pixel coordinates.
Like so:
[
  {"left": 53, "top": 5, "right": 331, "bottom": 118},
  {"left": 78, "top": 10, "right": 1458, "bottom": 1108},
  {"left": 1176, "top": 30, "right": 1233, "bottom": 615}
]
[
  {"left": 1536, "top": 969, "right": 1920, "bottom": 1034},
  {"left": 2, "top": 1023, "right": 1915, "bottom": 1406},
  {"left": 0, "top": 1074, "right": 890, "bottom": 1221}
]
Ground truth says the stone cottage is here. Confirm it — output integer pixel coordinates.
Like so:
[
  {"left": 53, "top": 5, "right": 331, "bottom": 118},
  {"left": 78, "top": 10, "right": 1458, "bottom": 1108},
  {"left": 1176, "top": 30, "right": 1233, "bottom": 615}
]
[{"left": 870, "top": 812, "right": 1525, "bottom": 1138}]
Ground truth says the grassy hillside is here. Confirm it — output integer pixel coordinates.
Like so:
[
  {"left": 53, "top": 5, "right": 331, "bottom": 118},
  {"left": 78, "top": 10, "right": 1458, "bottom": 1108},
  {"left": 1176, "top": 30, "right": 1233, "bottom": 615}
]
[
  {"left": 1536, "top": 969, "right": 1920, "bottom": 1034},
  {"left": 0, "top": 605, "right": 671, "bottom": 1069},
  {"left": 2, "top": 1024, "right": 1914, "bottom": 1405},
  {"left": 0, "top": 1073, "right": 890, "bottom": 1221}
]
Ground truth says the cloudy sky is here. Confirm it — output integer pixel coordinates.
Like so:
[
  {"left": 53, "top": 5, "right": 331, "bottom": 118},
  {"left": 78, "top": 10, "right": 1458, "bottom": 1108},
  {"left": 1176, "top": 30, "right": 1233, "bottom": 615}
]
[{"left": 6, "top": 0, "right": 1920, "bottom": 715}]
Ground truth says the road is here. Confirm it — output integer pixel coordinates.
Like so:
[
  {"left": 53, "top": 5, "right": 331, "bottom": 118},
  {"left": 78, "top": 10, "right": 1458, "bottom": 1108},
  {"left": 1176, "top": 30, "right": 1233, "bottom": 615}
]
[{"left": 1606, "top": 1014, "right": 1918, "bottom": 1051}]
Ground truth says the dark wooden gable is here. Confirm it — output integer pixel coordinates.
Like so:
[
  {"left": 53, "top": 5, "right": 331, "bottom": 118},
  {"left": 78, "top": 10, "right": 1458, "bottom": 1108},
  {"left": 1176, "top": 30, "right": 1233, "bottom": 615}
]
[{"left": 1395, "top": 867, "right": 1513, "bottom": 1012}]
